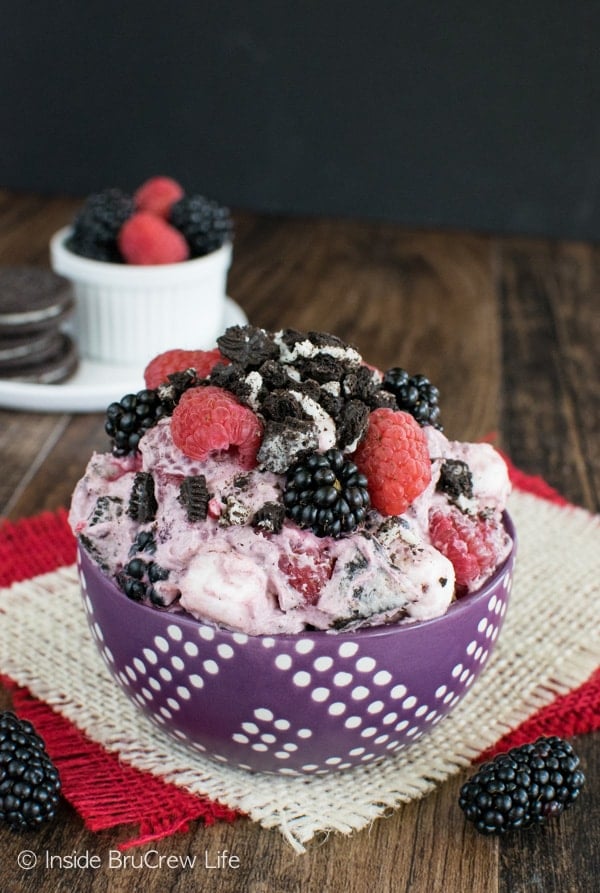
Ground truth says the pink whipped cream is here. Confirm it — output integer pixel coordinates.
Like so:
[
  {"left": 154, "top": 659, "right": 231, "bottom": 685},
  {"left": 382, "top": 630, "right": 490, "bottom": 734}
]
[{"left": 70, "top": 415, "right": 511, "bottom": 636}]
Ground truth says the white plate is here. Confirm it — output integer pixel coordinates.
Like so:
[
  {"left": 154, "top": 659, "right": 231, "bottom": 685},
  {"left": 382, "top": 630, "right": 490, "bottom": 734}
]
[{"left": 0, "top": 297, "right": 248, "bottom": 413}]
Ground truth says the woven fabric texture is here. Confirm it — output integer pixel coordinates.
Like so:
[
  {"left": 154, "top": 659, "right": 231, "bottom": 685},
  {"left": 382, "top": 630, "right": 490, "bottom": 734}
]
[{"left": 1, "top": 488, "right": 598, "bottom": 851}]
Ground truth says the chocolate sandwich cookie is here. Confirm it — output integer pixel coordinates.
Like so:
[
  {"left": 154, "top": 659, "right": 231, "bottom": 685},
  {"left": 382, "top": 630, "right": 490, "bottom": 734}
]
[
  {"left": 0, "top": 329, "right": 69, "bottom": 371},
  {"left": 0, "top": 332, "right": 79, "bottom": 384},
  {"left": 0, "top": 267, "right": 74, "bottom": 335}
]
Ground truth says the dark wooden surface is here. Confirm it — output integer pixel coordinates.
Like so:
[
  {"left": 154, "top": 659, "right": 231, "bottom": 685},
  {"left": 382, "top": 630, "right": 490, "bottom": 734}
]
[{"left": 0, "top": 191, "right": 598, "bottom": 892}]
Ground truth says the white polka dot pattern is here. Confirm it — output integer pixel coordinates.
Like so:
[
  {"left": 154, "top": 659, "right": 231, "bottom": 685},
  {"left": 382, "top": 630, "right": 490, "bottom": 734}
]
[{"left": 77, "top": 533, "right": 516, "bottom": 775}]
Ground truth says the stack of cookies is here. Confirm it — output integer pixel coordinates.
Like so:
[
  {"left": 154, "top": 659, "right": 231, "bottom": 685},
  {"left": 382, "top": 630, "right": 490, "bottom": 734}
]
[{"left": 0, "top": 268, "right": 78, "bottom": 383}]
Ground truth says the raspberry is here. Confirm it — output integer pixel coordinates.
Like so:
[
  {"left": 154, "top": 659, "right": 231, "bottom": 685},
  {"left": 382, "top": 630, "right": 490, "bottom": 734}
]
[
  {"left": 144, "top": 347, "right": 228, "bottom": 389},
  {"left": 429, "top": 508, "right": 505, "bottom": 592},
  {"left": 171, "top": 386, "right": 263, "bottom": 468},
  {"left": 134, "top": 176, "right": 185, "bottom": 219},
  {"left": 278, "top": 547, "right": 334, "bottom": 605},
  {"left": 118, "top": 212, "right": 190, "bottom": 265},
  {"left": 353, "top": 409, "right": 431, "bottom": 515}
]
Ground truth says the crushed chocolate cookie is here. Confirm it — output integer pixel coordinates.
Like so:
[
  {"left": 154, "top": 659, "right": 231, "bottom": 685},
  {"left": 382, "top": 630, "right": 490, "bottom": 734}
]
[
  {"left": 341, "top": 365, "right": 380, "bottom": 402},
  {"left": 286, "top": 377, "right": 322, "bottom": 403},
  {"left": 307, "top": 331, "right": 352, "bottom": 351},
  {"left": 209, "top": 361, "right": 253, "bottom": 404},
  {"left": 368, "top": 388, "right": 398, "bottom": 410},
  {"left": 157, "top": 368, "right": 203, "bottom": 412},
  {"left": 293, "top": 353, "right": 344, "bottom": 384},
  {"left": 178, "top": 475, "right": 210, "bottom": 521},
  {"left": 437, "top": 459, "right": 474, "bottom": 503},
  {"left": 257, "top": 417, "right": 319, "bottom": 474},
  {"left": 317, "top": 387, "right": 344, "bottom": 420},
  {"left": 252, "top": 501, "right": 286, "bottom": 533},
  {"left": 262, "top": 390, "right": 308, "bottom": 422},
  {"left": 331, "top": 611, "right": 362, "bottom": 630},
  {"left": 257, "top": 359, "right": 291, "bottom": 390},
  {"left": 345, "top": 551, "right": 369, "bottom": 576},
  {"left": 78, "top": 534, "right": 107, "bottom": 569},
  {"left": 128, "top": 472, "right": 158, "bottom": 523},
  {"left": 90, "top": 495, "right": 123, "bottom": 525},
  {"left": 337, "top": 399, "right": 370, "bottom": 449},
  {"left": 219, "top": 495, "right": 251, "bottom": 526},
  {"left": 277, "top": 328, "right": 308, "bottom": 351},
  {"left": 233, "top": 473, "right": 251, "bottom": 491},
  {"left": 217, "top": 325, "right": 278, "bottom": 368}
]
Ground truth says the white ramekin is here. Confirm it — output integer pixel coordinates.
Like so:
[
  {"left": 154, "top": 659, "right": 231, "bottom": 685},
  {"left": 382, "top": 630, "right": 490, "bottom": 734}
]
[{"left": 50, "top": 227, "right": 232, "bottom": 367}]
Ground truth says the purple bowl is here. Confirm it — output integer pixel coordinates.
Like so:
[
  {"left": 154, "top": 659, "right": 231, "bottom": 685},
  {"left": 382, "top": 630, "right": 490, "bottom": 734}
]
[{"left": 77, "top": 514, "right": 516, "bottom": 775}]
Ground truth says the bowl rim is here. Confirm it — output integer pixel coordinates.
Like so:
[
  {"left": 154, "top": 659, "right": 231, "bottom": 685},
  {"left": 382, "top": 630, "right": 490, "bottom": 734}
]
[
  {"left": 79, "top": 512, "right": 516, "bottom": 644},
  {"left": 50, "top": 226, "right": 233, "bottom": 282}
]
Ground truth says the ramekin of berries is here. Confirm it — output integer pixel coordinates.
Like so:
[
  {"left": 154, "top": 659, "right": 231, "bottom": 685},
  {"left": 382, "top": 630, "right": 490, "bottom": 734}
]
[{"left": 50, "top": 176, "right": 233, "bottom": 366}]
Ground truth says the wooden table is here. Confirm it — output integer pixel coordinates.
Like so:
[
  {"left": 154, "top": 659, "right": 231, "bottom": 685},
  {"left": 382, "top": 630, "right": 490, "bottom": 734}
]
[{"left": 0, "top": 191, "right": 598, "bottom": 892}]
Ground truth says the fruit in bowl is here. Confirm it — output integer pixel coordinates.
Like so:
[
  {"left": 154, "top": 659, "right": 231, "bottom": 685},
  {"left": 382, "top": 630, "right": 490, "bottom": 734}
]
[
  {"left": 50, "top": 176, "right": 233, "bottom": 365},
  {"left": 70, "top": 325, "right": 516, "bottom": 773}
]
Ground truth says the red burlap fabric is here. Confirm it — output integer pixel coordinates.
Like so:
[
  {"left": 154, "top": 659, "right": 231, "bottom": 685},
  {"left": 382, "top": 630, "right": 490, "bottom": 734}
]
[
  {"left": 0, "top": 465, "right": 598, "bottom": 847},
  {"left": 0, "top": 509, "right": 239, "bottom": 847}
]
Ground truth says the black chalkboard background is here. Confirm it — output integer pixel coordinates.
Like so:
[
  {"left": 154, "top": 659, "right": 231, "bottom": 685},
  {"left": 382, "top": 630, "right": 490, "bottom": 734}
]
[{"left": 3, "top": 2, "right": 600, "bottom": 240}]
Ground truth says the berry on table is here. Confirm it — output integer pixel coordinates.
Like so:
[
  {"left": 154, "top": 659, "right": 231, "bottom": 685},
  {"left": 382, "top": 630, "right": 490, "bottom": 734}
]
[
  {"left": 170, "top": 195, "right": 233, "bottom": 257},
  {"left": 118, "top": 212, "right": 190, "bottom": 265},
  {"left": 0, "top": 711, "right": 61, "bottom": 832},
  {"left": 283, "top": 448, "right": 370, "bottom": 538},
  {"left": 382, "top": 368, "right": 442, "bottom": 429},
  {"left": 170, "top": 386, "right": 263, "bottom": 469},
  {"left": 459, "top": 737, "right": 585, "bottom": 834},
  {"left": 353, "top": 408, "right": 431, "bottom": 515},
  {"left": 144, "top": 347, "right": 228, "bottom": 389},
  {"left": 134, "top": 176, "right": 185, "bottom": 218}
]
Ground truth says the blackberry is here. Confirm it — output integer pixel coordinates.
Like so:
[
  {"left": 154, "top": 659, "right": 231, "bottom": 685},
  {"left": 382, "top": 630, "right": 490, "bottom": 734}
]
[
  {"left": 117, "top": 557, "right": 170, "bottom": 604},
  {"left": 170, "top": 194, "right": 233, "bottom": 257},
  {"left": 105, "top": 389, "right": 167, "bottom": 456},
  {"left": 129, "top": 529, "right": 157, "bottom": 555},
  {"left": 382, "top": 368, "right": 442, "bottom": 429},
  {"left": 283, "top": 448, "right": 370, "bottom": 538},
  {"left": 459, "top": 736, "right": 585, "bottom": 835},
  {"left": 117, "top": 561, "right": 148, "bottom": 602},
  {"left": 67, "top": 188, "right": 134, "bottom": 262},
  {"left": 0, "top": 711, "right": 61, "bottom": 832}
]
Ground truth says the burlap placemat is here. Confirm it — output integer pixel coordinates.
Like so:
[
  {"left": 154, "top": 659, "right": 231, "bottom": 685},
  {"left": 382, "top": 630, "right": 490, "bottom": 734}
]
[{"left": 0, "top": 489, "right": 598, "bottom": 851}]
